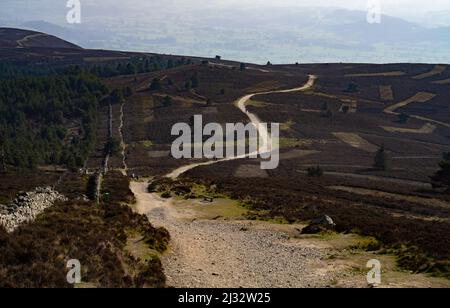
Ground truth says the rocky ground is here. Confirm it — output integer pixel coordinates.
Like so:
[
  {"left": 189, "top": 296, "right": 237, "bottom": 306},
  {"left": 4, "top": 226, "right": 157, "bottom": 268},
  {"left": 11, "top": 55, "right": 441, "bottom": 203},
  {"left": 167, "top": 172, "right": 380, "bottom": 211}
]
[
  {"left": 130, "top": 181, "right": 450, "bottom": 288},
  {"left": 160, "top": 219, "right": 337, "bottom": 288},
  {"left": 130, "top": 181, "right": 364, "bottom": 288},
  {"left": 0, "top": 187, "right": 67, "bottom": 232}
]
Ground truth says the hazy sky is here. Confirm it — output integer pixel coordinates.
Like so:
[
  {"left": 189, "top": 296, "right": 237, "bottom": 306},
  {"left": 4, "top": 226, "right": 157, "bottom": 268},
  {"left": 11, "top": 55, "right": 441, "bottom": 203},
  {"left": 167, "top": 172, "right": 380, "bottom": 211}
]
[
  {"left": 3, "top": 1, "right": 450, "bottom": 22},
  {"left": 179, "top": 0, "right": 450, "bottom": 13},
  {"left": 2, "top": 0, "right": 450, "bottom": 63},
  {"left": 216, "top": 0, "right": 450, "bottom": 17},
  {"left": 222, "top": 0, "right": 450, "bottom": 10}
]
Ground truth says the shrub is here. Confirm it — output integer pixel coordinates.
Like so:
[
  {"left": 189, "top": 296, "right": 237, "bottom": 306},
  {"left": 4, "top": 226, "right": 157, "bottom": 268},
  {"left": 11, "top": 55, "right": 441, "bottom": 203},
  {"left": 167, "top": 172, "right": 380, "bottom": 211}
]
[
  {"left": 0, "top": 172, "right": 169, "bottom": 287},
  {"left": 147, "top": 181, "right": 158, "bottom": 193},
  {"left": 161, "top": 191, "right": 171, "bottom": 199},
  {"left": 307, "top": 166, "right": 323, "bottom": 177},
  {"left": 105, "top": 137, "right": 121, "bottom": 157},
  {"left": 344, "top": 83, "right": 358, "bottom": 93}
]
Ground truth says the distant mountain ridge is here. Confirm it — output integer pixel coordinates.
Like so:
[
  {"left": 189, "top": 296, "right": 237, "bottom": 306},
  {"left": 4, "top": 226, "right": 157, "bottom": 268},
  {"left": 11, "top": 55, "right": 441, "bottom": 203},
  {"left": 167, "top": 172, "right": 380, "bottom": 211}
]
[
  {"left": 2, "top": 2, "right": 450, "bottom": 63},
  {"left": 0, "top": 27, "right": 81, "bottom": 49}
]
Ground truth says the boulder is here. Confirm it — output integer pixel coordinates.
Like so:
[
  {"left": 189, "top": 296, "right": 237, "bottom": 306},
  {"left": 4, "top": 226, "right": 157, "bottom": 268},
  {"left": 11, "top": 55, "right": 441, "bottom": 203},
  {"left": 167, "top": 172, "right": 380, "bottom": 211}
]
[
  {"left": 311, "top": 215, "right": 335, "bottom": 227},
  {"left": 301, "top": 215, "right": 336, "bottom": 234}
]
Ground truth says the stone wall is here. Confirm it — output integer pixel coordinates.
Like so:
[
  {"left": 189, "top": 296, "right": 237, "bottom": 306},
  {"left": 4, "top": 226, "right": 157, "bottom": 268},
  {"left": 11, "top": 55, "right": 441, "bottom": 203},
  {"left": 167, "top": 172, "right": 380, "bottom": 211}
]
[{"left": 0, "top": 187, "right": 67, "bottom": 233}]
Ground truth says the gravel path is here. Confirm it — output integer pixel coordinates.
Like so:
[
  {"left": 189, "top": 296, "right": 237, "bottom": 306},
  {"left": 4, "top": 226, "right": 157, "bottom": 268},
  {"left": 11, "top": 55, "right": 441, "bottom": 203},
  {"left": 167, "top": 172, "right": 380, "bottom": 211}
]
[
  {"left": 130, "top": 181, "right": 349, "bottom": 288},
  {"left": 166, "top": 75, "right": 317, "bottom": 179},
  {"left": 126, "top": 74, "right": 450, "bottom": 289},
  {"left": 129, "top": 76, "right": 360, "bottom": 287}
]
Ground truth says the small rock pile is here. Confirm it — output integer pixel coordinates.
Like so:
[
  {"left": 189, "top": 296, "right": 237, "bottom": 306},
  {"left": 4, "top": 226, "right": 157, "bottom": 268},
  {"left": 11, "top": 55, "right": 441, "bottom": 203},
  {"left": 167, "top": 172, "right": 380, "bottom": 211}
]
[{"left": 0, "top": 187, "right": 67, "bottom": 233}]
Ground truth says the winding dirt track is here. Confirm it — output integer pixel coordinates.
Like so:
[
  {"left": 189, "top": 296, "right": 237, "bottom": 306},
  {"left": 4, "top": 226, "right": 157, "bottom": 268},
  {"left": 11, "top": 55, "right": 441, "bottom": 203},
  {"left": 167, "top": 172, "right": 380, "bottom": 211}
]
[
  {"left": 166, "top": 75, "right": 317, "bottom": 179},
  {"left": 16, "top": 33, "right": 45, "bottom": 48},
  {"left": 129, "top": 76, "right": 359, "bottom": 288},
  {"left": 128, "top": 74, "right": 450, "bottom": 288},
  {"left": 383, "top": 93, "right": 450, "bottom": 129}
]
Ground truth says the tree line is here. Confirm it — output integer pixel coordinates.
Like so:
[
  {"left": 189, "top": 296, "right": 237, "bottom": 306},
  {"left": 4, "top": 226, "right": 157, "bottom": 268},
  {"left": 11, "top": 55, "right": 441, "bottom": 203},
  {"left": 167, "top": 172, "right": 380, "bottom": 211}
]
[
  {"left": 85, "top": 56, "right": 193, "bottom": 78},
  {"left": 0, "top": 55, "right": 193, "bottom": 80},
  {"left": 0, "top": 71, "right": 108, "bottom": 170}
]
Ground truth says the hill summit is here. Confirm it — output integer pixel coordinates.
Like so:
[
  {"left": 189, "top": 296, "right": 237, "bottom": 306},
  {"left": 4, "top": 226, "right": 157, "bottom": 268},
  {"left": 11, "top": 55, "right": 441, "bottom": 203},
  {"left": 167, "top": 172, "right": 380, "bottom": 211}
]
[{"left": 0, "top": 27, "right": 81, "bottom": 49}]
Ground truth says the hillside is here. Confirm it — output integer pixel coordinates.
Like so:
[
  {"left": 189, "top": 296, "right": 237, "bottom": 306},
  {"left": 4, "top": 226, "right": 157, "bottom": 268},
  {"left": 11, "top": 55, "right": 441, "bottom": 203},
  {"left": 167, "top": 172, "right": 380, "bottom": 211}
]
[
  {"left": 104, "top": 59, "right": 450, "bottom": 287},
  {"left": 0, "top": 27, "right": 81, "bottom": 49},
  {"left": 0, "top": 29, "right": 449, "bottom": 288},
  {"left": 0, "top": 27, "right": 148, "bottom": 66}
]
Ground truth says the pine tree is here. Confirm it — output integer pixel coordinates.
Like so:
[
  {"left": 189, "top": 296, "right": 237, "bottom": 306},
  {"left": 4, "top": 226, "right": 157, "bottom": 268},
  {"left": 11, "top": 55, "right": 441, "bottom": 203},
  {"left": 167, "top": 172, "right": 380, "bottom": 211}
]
[
  {"left": 374, "top": 145, "right": 388, "bottom": 170},
  {"left": 307, "top": 166, "right": 323, "bottom": 177},
  {"left": 191, "top": 73, "right": 199, "bottom": 88},
  {"left": 184, "top": 80, "right": 192, "bottom": 90},
  {"left": 125, "top": 63, "right": 136, "bottom": 75},
  {"left": 149, "top": 78, "right": 162, "bottom": 91},
  {"left": 431, "top": 153, "right": 450, "bottom": 192},
  {"left": 443, "top": 152, "right": 450, "bottom": 161},
  {"left": 123, "top": 87, "right": 133, "bottom": 97},
  {"left": 106, "top": 137, "right": 121, "bottom": 157},
  {"left": 162, "top": 96, "right": 172, "bottom": 108},
  {"left": 398, "top": 113, "right": 410, "bottom": 124},
  {"left": 110, "top": 89, "right": 124, "bottom": 104}
]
